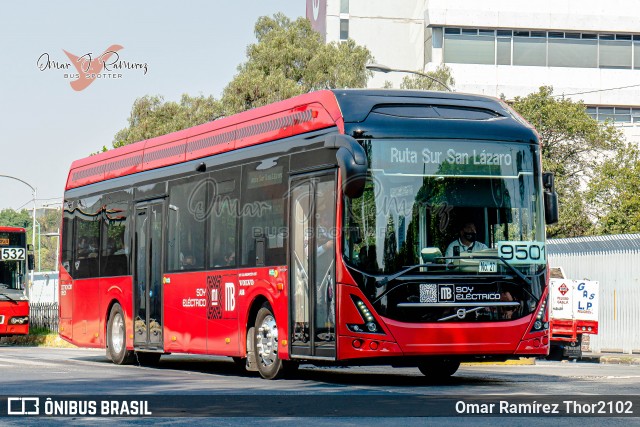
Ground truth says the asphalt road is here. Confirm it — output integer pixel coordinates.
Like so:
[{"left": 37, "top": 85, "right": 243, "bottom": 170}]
[{"left": 0, "top": 347, "right": 638, "bottom": 426}]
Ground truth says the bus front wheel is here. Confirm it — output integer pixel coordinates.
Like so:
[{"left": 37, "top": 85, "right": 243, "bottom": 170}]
[
  {"left": 418, "top": 358, "right": 460, "bottom": 379},
  {"left": 254, "top": 306, "right": 283, "bottom": 379},
  {"left": 107, "top": 303, "right": 134, "bottom": 365}
]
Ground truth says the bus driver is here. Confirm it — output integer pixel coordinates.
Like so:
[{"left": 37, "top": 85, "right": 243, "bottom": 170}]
[{"left": 445, "top": 222, "right": 488, "bottom": 258}]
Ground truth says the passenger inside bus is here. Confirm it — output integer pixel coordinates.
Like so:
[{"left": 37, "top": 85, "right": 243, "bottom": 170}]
[
  {"left": 180, "top": 253, "right": 197, "bottom": 270},
  {"left": 224, "top": 250, "right": 235, "bottom": 266}
]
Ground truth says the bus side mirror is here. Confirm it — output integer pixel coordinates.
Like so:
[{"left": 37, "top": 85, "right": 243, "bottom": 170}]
[
  {"left": 324, "top": 134, "right": 368, "bottom": 199},
  {"left": 543, "top": 172, "right": 559, "bottom": 225},
  {"left": 28, "top": 254, "right": 35, "bottom": 271}
]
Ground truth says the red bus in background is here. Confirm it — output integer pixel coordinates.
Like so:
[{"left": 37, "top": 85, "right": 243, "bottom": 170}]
[
  {"left": 0, "top": 226, "right": 32, "bottom": 336},
  {"left": 60, "top": 89, "right": 558, "bottom": 379}
]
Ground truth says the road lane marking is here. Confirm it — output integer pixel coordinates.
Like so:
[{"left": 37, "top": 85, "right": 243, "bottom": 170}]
[{"left": 0, "top": 357, "right": 59, "bottom": 367}]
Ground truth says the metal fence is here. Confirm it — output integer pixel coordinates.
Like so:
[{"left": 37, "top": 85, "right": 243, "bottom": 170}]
[
  {"left": 548, "top": 234, "right": 640, "bottom": 354},
  {"left": 29, "top": 302, "right": 59, "bottom": 333},
  {"left": 29, "top": 271, "right": 59, "bottom": 304}
]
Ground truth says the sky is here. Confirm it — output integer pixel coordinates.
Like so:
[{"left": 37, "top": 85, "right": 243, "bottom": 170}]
[{"left": 0, "top": 0, "right": 304, "bottom": 211}]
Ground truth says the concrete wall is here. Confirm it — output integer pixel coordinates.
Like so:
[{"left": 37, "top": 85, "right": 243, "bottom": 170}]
[{"left": 326, "top": 0, "right": 426, "bottom": 88}]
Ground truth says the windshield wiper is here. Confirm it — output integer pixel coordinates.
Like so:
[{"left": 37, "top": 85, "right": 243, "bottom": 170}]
[
  {"left": 375, "top": 259, "right": 521, "bottom": 287},
  {"left": 456, "top": 255, "right": 535, "bottom": 289},
  {"left": 349, "top": 257, "right": 540, "bottom": 294},
  {"left": 368, "top": 256, "right": 541, "bottom": 305}
]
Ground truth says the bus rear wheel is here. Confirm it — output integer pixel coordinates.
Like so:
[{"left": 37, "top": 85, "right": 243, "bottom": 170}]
[
  {"left": 107, "top": 303, "right": 134, "bottom": 365},
  {"left": 418, "top": 358, "right": 460, "bottom": 379},
  {"left": 254, "top": 306, "right": 284, "bottom": 379}
]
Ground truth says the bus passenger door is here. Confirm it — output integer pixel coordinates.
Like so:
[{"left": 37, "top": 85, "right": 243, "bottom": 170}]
[
  {"left": 289, "top": 172, "right": 337, "bottom": 360},
  {"left": 133, "top": 200, "right": 165, "bottom": 350}
]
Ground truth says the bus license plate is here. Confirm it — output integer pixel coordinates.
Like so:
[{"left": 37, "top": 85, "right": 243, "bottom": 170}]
[{"left": 479, "top": 261, "right": 497, "bottom": 273}]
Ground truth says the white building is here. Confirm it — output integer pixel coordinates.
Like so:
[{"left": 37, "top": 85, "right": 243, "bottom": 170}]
[{"left": 308, "top": 0, "right": 640, "bottom": 142}]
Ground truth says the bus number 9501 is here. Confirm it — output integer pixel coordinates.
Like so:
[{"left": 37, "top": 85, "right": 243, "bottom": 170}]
[{"left": 497, "top": 242, "right": 546, "bottom": 265}]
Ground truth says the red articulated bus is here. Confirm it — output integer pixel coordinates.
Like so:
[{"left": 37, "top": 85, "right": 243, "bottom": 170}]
[
  {"left": 60, "top": 89, "right": 558, "bottom": 379},
  {"left": 0, "top": 226, "right": 31, "bottom": 337}
]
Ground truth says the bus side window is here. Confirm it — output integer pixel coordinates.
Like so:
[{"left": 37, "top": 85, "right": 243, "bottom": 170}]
[
  {"left": 240, "top": 159, "right": 288, "bottom": 267},
  {"left": 167, "top": 176, "right": 206, "bottom": 271},
  {"left": 74, "top": 195, "right": 102, "bottom": 279},
  {"left": 61, "top": 201, "right": 75, "bottom": 275},
  {"left": 100, "top": 190, "right": 132, "bottom": 277},
  {"left": 208, "top": 171, "right": 239, "bottom": 269}
]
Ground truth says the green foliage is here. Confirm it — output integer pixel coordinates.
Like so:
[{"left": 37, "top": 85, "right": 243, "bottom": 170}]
[
  {"left": 36, "top": 208, "right": 62, "bottom": 272},
  {"left": 510, "top": 86, "right": 623, "bottom": 238},
  {"left": 587, "top": 142, "right": 640, "bottom": 234},
  {"left": 0, "top": 209, "right": 31, "bottom": 229},
  {"left": 113, "top": 13, "right": 373, "bottom": 148},
  {"left": 221, "top": 13, "right": 372, "bottom": 114},
  {"left": 113, "top": 94, "right": 222, "bottom": 148},
  {"left": 28, "top": 327, "right": 53, "bottom": 336},
  {"left": 399, "top": 64, "right": 455, "bottom": 91}
]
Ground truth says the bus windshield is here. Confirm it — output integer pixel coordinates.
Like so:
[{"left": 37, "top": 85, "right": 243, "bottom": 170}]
[
  {"left": 343, "top": 139, "right": 546, "bottom": 276},
  {"left": 0, "top": 231, "right": 27, "bottom": 291}
]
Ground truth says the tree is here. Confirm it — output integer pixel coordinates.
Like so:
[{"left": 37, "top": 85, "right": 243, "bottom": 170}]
[
  {"left": 509, "top": 86, "right": 623, "bottom": 238},
  {"left": 399, "top": 64, "right": 454, "bottom": 91},
  {"left": 221, "top": 13, "right": 373, "bottom": 114},
  {"left": 37, "top": 208, "right": 62, "bottom": 272},
  {"left": 587, "top": 142, "right": 640, "bottom": 234},
  {"left": 113, "top": 14, "right": 373, "bottom": 148},
  {"left": 113, "top": 94, "right": 222, "bottom": 148},
  {"left": 381, "top": 64, "right": 454, "bottom": 91},
  {"left": 0, "top": 209, "right": 31, "bottom": 229}
]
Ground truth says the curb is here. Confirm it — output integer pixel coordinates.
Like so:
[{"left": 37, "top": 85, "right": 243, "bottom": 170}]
[
  {"left": 596, "top": 356, "right": 640, "bottom": 365},
  {"left": 0, "top": 334, "right": 75, "bottom": 348},
  {"left": 581, "top": 353, "right": 640, "bottom": 365},
  {"left": 463, "top": 357, "right": 536, "bottom": 366}
]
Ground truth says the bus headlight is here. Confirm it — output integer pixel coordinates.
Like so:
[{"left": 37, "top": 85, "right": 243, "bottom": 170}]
[
  {"left": 534, "top": 320, "right": 542, "bottom": 330},
  {"left": 347, "top": 296, "right": 383, "bottom": 334},
  {"left": 9, "top": 316, "right": 29, "bottom": 325},
  {"left": 529, "top": 297, "right": 548, "bottom": 332}
]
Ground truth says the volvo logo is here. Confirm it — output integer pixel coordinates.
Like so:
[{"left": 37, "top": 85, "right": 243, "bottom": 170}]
[{"left": 439, "top": 306, "right": 486, "bottom": 322}]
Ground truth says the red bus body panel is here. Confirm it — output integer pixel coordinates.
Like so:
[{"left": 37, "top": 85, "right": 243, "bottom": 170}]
[
  {"left": 65, "top": 91, "right": 343, "bottom": 191},
  {"left": 334, "top": 280, "right": 549, "bottom": 360},
  {"left": 0, "top": 301, "right": 29, "bottom": 336},
  {"left": 162, "top": 266, "right": 288, "bottom": 357},
  {"left": 0, "top": 227, "right": 26, "bottom": 233}
]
